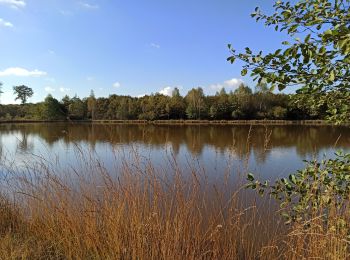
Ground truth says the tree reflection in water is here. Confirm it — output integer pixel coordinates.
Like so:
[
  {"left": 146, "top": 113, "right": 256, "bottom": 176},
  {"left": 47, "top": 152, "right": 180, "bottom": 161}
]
[{"left": 0, "top": 123, "right": 348, "bottom": 164}]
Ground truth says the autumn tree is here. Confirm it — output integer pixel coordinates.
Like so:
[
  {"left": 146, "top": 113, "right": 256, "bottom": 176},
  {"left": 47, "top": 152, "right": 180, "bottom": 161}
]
[{"left": 87, "top": 90, "right": 96, "bottom": 120}]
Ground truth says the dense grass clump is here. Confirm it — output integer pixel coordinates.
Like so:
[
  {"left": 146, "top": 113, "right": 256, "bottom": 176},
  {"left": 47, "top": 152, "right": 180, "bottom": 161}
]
[{"left": 0, "top": 147, "right": 348, "bottom": 259}]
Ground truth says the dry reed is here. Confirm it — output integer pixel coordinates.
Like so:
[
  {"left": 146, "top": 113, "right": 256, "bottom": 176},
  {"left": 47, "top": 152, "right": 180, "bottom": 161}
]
[{"left": 0, "top": 143, "right": 347, "bottom": 259}]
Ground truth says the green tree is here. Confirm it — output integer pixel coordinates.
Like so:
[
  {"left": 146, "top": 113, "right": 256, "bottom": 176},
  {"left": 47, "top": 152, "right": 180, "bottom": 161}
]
[
  {"left": 61, "top": 95, "right": 71, "bottom": 115},
  {"left": 228, "top": 0, "right": 350, "bottom": 123},
  {"left": 13, "top": 85, "right": 33, "bottom": 104},
  {"left": 68, "top": 95, "right": 86, "bottom": 119},
  {"left": 169, "top": 87, "right": 186, "bottom": 119},
  {"left": 185, "top": 87, "right": 206, "bottom": 119},
  {"left": 231, "top": 84, "right": 255, "bottom": 119},
  {"left": 40, "top": 94, "right": 66, "bottom": 120}
]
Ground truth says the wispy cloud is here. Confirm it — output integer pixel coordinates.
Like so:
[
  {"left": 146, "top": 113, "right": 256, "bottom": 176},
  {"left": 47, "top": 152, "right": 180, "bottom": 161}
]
[
  {"left": 59, "top": 87, "right": 70, "bottom": 93},
  {"left": 44, "top": 86, "right": 55, "bottom": 92},
  {"left": 150, "top": 43, "right": 160, "bottom": 49},
  {"left": 79, "top": 2, "right": 99, "bottom": 10},
  {"left": 0, "top": 0, "right": 26, "bottom": 8},
  {"left": 0, "top": 18, "right": 13, "bottom": 28},
  {"left": 0, "top": 67, "right": 47, "bottom": 77},
  {"left": 113, "top": 82, "right": 121, "bottom": 88},
  {"left": 87, "top": 76, "right": 95, "bottom": 81}
]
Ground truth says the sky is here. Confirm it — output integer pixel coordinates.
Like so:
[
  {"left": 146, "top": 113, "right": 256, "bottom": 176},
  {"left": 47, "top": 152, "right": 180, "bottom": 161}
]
[{"left": 0, "top": 0, "right": 289, "bottom": 104}]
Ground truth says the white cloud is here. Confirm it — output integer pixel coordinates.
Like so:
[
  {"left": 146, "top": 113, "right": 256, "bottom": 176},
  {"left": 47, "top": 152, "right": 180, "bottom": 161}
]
[
  {"left": 224, "top": 78, "right": 244, "bottom": 88},
  {"left": 44, "top": 86, "right": 55, "bottom": 92},
  {"left": 0, "top": 67, "right": 47, "bottom": 77},
  {"left": 150, "top": 43, "right": 160, "bottom": 49},
  {"left": 208, "top": 78, "right": 244, "bottom": 93},
  {"left": 209, "top": 84, "right": 224, "bottom": 91},
  {"left": 0, "top": 18, "right": 13, "bottom": 28},
  {"left": 79, "top": 2, "right": 99, "bottom": 9},
  {"left": 113, "top": 82, "right": 121, "bottom": 88},
  {"left": 137, "top": 94, "right": 146, "bottom": 98},
  {"left": 87, "top": 76, "right": 94, "bottom": 81},
  {"left": 0, "top": 0, "right": 26, "bottom": 8},
  {"left": 159, "top": 86, "right": 172, "bottom": 96},
  {"left": 59, "top": 87, "right": 70, "bottom": 93}
]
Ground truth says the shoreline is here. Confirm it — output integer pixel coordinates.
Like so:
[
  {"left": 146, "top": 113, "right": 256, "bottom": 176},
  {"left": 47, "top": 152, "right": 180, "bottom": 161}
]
[{"left": 0, "top": 119, "right": 347, "bottom": 126}]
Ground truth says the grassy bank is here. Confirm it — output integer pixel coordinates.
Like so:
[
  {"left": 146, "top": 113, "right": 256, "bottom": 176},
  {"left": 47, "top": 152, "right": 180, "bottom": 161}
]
[{"left": 0, "top": 146, "right": 348, "bottom": 259}]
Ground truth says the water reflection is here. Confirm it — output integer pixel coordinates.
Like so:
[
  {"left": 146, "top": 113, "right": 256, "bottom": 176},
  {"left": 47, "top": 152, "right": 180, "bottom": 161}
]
[{"left": 0, "top": 123, "right": 348, "bottom": 160}]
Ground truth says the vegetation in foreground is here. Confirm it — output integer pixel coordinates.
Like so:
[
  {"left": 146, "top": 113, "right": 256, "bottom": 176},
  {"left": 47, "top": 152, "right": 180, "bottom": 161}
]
[{"left": 0, "top": 146, "right": 348, "bottom": 259}]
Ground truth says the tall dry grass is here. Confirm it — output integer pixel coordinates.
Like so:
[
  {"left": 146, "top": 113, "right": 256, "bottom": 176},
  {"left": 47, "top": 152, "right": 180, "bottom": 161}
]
[{"left": 0, "top": 143, "right": 348, "bottom": 259}]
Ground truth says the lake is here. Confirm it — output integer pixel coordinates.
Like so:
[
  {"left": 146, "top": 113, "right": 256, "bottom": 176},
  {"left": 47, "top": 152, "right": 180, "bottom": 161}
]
[{"left": 0, "top": 123, "right": 349, "bottom": 183}]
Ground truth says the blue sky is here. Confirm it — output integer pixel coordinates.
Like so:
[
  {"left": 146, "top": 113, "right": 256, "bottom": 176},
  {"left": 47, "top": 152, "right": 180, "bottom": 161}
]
[{"left": 0, "top": 0, "right": 288, "bottom": 104}]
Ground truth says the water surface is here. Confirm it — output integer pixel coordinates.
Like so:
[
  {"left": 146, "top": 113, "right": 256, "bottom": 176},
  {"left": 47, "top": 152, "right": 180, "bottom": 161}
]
[{"left": 0, "top": 123, "right": 349, "bottom": 181}]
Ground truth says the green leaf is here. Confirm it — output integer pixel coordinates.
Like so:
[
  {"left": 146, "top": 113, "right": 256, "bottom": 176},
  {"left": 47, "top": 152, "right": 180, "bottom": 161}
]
[
  {"left": 289, "top": 174, "right": 297, "bottom": 184},
  {"left": 278, "top": 84, "right": 285, "bottom": 91},
  {"left": 241, "top": 68, "right": 248, "bottom": 76},
  {"left": 324, "top": 29, "right": 332, "bottom": 35},
  {"left": 305, "top": 34, "right": 311, "bottom": 42},
  {"left": 247, "top": 173, "right": 255, "bottom": 181}
]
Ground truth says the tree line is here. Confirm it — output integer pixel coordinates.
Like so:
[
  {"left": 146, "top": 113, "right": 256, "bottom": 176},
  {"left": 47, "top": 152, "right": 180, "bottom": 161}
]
[{"left": 0, "top": 83, "right": 331, "bottom": 121}]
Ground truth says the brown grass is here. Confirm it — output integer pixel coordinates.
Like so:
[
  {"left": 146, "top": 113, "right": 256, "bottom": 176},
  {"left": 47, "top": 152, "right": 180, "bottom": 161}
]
[{"left": 0, "top": 146, "right": 348, "bottom": 259}]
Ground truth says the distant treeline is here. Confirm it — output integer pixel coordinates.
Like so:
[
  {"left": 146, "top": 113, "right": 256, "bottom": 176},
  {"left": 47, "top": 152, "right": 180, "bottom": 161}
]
[{"left": 0, "top": 84, "right": 330, "bottom": 121}]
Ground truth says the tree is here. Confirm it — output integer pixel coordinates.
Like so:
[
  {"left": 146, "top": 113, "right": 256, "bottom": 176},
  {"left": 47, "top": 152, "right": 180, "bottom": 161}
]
[
  {"left": 68, "top": 95, "right": 86, "bottom": 119},
  {"left": 228, "top": 0, "right": 350, "bottom": 123},
  {"left": 87, "top": 90, "right": 96, "bottom": 120},
  {"left": 185, "top": 87, "right": 206, "bottom": 119},
  {"left": 255, "top": 82, "right": 270, "bottom": 94},
  {"left": 13, "top": 85, "right": 33, "bottom": 104},
  {"left": 169, "top": 88, "right": 186, "bottom": 119},
  {"left": 232, "top": 84, "right": 255, "bottom": 119},
  {"left": 234, "top": 83, "right": 252, "bottom": 96},
  {"left": 40, "top": 94, "right": 66, "bottom": 120},
  {"left": 172, "top": 87, "right": 181, "bottom": 98}
]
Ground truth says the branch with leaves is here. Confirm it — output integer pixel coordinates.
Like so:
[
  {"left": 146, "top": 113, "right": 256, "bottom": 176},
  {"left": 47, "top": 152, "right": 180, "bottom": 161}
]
[{"left": 228, "top": 0, "right": 350, "bottom": 124}]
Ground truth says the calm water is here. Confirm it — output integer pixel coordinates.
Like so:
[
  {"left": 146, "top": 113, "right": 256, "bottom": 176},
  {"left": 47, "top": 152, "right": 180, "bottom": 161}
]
[{"left": 0, "top": 123, "right": 349, "bottom": 181}]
